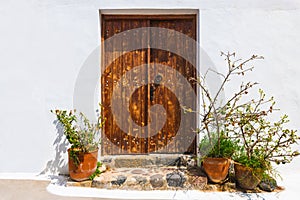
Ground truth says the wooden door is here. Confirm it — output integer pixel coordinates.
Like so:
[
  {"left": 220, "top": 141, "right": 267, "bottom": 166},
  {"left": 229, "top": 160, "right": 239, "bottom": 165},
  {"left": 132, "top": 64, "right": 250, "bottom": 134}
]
[{"left": 101, "top": 15, "right": 197, "bottom": 155}]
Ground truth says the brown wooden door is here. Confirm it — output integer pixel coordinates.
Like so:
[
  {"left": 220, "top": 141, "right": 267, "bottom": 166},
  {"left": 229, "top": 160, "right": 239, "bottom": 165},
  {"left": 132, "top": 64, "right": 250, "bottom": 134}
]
[{"left": 101, "top": 15, "right": 197, "bottom": 155}]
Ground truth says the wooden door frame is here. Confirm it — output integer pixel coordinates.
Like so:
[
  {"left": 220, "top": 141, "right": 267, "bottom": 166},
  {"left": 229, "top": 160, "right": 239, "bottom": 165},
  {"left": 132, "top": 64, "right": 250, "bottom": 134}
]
[{"left": 99, "top": 11, "right": 200, "bottom": 156}]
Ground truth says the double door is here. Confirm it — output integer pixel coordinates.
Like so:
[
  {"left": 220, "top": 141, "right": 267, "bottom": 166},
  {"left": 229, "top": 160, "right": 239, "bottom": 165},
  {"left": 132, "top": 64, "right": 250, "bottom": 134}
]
[{"left": 101, "top": 15, "right": 197, "bottom": 155}]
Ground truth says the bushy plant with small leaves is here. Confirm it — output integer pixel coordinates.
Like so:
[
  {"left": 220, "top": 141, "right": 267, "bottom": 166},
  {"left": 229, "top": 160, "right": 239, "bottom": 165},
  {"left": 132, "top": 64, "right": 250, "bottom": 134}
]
[
  {"left": 199, "top": 130, "right": 240, "bottom": 159},
  {"left": 51, "top": 107, "right": 105, "bottom": 166},
  {"left": 228, "top": 89, "right": 300, "bottom": 176}
]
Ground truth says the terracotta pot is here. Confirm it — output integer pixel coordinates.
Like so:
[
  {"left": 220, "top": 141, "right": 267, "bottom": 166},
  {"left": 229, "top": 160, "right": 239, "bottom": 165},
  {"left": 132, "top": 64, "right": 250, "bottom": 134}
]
[
  {"left": 202, "top": 157, "right": 231, "bottom": 183},
  {"left": 234, "top": 163, "right": 262, "bottom": 190},
  {"left": 68, "top": 148, "right": 98, "bottom": 181}
]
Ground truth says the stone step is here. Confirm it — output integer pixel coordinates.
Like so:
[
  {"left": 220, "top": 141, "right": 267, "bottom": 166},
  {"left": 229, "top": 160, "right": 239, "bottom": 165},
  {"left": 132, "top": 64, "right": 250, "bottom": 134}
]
[
  {"left": 100, "top": 154, "right": 197, "bottom": 168},
  {"left": 90, "top": 167, "right": 208, "bottom": 191}
]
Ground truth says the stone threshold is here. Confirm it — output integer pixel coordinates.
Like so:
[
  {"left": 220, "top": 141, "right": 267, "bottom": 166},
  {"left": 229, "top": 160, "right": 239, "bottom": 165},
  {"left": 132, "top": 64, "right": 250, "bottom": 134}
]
[{"left": 100, "top": 154, "right": 197, "bottom": 168}]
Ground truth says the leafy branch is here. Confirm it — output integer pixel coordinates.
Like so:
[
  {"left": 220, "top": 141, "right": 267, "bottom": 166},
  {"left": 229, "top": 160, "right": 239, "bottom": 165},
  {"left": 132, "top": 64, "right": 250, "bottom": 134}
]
[{"left": 192, "top": 52, "right": 263, "bottom": 155}]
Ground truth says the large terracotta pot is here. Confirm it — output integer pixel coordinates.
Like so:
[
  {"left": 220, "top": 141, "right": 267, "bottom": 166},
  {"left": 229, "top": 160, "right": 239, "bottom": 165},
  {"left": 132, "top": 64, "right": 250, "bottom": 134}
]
[
  {"left": 68, "top": 148, "right": 98, "bottom": 181},
  {"left": 202, "top": 157, "right": 231, "bottom": 183},
  {"left": 234, "top": 163, "right": 262, "bottom": 190}
]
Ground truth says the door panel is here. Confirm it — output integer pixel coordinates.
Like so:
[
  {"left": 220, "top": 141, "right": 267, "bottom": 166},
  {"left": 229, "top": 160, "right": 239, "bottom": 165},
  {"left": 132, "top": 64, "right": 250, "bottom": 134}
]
[
  {"left": 101, "top": 15, "right": 197, "bottom": 155},
  {"left": 149, "top": 19, "right": 197, "bottom": 153},
  {"left": 102, "top": 18, "right": 149, "bottom": 154}
]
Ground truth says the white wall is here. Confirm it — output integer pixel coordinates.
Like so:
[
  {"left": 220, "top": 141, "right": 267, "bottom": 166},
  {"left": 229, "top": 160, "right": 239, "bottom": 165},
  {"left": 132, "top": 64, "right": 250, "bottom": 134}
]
[{"left": 1, "top": 0, "right": 300, "bottom": 174}]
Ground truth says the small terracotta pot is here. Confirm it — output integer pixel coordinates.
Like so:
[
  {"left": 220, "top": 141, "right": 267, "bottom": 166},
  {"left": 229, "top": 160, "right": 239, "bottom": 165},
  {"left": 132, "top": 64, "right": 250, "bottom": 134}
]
[
  {"left": 68, "top": 148, "right": 98, "bottom": 181},
  {"left": 202, "top": 157, "right": 231, "bottom": 183},
  {"left": 234, "top": 163, "right": 262, "bottom": 190}
]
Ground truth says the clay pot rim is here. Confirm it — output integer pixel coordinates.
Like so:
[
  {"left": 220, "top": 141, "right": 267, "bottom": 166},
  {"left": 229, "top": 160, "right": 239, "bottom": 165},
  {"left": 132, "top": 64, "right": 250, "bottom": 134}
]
[
  {"left": 234, "top": 162, "right": 264, "bottom": 176},
  {"left": 68, "top": 148, "right": 99, "bottom": 153},
  {"left": 234, "top": 162, "right": 261, "bottom": 171},
  {"left": 202, "top": 157, "right": 232, "bottom": 164},
  {"left": 203, "top": 157, "right": 232, "bottom": 161}
]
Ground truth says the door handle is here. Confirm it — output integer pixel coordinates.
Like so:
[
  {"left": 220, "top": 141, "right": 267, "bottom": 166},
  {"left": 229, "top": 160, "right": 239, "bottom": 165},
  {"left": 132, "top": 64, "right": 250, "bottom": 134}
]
[
  {"left": 150, "top": 75, "right": 163, "bottom": 101},
  {"left": 150, "top": 84, "right": 155, "bottom": 101}
]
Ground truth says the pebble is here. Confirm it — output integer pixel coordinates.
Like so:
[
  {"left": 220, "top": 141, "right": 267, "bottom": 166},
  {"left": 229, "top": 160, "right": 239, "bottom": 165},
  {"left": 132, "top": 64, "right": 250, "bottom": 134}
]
[
  {"left": 166, "top": 172, "right": 186, "bottom": 187},
  {"left": 150, "top": 174, "right": 164, "bottom": 188}
]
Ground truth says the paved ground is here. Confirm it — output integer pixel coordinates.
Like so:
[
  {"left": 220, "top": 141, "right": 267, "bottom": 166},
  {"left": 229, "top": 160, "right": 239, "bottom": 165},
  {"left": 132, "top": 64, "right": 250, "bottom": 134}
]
[
  {"left": 0, "top": 177, "right": 295, "bottom": 200},
  {"left": 0, "top": 179, "right": 110, "bottom": 200},
  {"left": 0, "top": 178, "right": 283, "bottom": 200},
  {"left": 1, "top": 156, "right": 300, "bottom": 200}
]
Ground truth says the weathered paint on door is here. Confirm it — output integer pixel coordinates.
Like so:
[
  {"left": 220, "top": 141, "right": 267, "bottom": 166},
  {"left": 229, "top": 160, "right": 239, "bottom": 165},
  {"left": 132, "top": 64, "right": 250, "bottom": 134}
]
[{"left": 101, "top": 15, "right": 197, "bottom": 155}]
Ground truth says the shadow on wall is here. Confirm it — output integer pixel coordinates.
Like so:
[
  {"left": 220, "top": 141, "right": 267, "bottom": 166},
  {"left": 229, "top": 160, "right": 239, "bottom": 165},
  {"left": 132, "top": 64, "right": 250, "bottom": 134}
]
[{"left": 39, "top": 120, "right": 68, "bottom": 175}]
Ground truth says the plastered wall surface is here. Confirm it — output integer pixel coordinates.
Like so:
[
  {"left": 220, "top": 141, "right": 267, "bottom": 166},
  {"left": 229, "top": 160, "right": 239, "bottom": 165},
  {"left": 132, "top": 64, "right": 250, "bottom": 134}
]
[{"left": 0, "top": 0, "right": 299, "bottom": 174}]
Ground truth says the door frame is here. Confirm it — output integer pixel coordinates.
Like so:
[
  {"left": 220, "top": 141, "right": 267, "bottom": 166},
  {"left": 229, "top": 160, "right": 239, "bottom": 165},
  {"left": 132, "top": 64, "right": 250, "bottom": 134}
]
[{"left": 99, "top": 10, "right": 200, "bottom": 156}]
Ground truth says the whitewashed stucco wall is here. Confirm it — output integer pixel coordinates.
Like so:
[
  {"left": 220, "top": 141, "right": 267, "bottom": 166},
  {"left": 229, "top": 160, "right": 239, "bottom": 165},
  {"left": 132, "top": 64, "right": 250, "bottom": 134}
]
[{"left": 0, "top": 0, "right": 300, "bottom": 175}]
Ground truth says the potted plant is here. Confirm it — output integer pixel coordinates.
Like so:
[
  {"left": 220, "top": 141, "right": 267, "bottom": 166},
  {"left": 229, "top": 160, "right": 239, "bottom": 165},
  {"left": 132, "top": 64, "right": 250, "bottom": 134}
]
[
  {"left": 51, "top": 108, "right": 105, "bottom": 181},
  {"left": 192, "top": 52, "right": 263, "bottom": 183},
  {"left": 199, "top": 131, "right": 239, "bottom": 183},
  {"left": 230, "top": 89, "right": 300, "bottom": 190}
]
